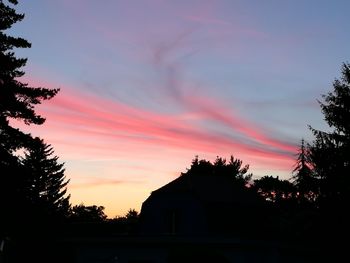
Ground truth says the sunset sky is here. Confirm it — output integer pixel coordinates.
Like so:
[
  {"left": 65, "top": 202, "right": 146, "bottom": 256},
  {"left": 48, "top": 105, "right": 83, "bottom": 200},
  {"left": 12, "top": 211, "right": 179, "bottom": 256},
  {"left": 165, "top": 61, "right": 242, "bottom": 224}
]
[{"left": 9, "top": 0, "right": 350, "bottom": 217}]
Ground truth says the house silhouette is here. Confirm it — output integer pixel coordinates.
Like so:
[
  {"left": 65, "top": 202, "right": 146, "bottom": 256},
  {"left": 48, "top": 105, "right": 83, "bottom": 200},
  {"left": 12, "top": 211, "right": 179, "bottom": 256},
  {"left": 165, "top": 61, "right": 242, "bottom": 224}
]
[
  {"left": 139, "top": 173, "right": 269, "bottom": 237},
  {"left": 58, "top": 173, "right": 314, "bottom": 263}
]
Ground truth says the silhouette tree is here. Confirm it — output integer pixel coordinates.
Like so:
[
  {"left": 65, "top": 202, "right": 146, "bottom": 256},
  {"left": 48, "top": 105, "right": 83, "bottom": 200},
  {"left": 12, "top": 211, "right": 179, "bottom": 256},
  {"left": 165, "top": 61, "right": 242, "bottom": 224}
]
[
  {"left": 292, "top": 139, "right": 317, "bottom": 203},
  {"left": 308, "top": 63, "right": 350, "bottom": 208},
  {"left": 186, "top": 156, "right": 213, "bottom": 176},
  {"left": 125, "top": 208, "right": 139, "bottom": 220},
  {"left": 303, "top": 63, "right": 350, "bottom": 260},
  {"left": 111, "top": 209, "right": 140, "bottom": 233},
  {"left": 69, "top": 204, "right": 107, "bottom": 222},
  {"left": 0, "top": 0, "right": 59, "bottom": 234},
  {"left": 186, "top": 155, "right": 252, "bottom": 186},
  {"left": 0, "top": 0, "right": 58, "bottom": 150},
  {"left": 21, "top": 137, "right": 70, "bottom": 221},
  {"left": 253, "top": 175, "right": 295, "bottom": 203},
  {"left": 214, "top": 156, "right": 252, "bottom": 185}
]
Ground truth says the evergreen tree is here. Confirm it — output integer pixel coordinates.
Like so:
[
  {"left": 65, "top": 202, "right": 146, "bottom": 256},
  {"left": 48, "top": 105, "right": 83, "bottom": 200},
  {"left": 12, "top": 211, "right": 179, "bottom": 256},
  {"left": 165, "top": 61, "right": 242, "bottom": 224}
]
[
  {"left": 308, "top": 63, "right": 350, "bottom": 207},
  {"left": 292, "top": 139, "right": 317, "bottom": 203},
  {"left": 0, "top": 0, "right": 59, "bottom": 234},
  {"left": 21, "top": 137, "right": 70, "bottom": 220},
  {"left": 0, "top": 0, "right": 58, "bottom": 145},
  {"left": 305, "top": 63, "right": 350, "bottom": 258}
]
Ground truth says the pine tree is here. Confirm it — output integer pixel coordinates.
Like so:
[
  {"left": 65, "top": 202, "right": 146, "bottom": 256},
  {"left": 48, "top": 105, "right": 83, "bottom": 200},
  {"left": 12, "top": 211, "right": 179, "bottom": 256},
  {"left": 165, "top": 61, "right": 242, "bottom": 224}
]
[
  {"left": 304, "top": 63, "right": 350, "bottom": 257},
  {"left": 0, "top": 0, "right": 59, "bottom": 234},
  {"left": 22, "top": 138, "right": 70, "bottom": 220},
  {"left": 308, "top": 63, "right": 350, "bottom": 207},
  {"left": 0, "top": 0, "right": 58, "bottom": 139},
  {"left": 292, "top": 139, "right": 317, "bottom": 203}
]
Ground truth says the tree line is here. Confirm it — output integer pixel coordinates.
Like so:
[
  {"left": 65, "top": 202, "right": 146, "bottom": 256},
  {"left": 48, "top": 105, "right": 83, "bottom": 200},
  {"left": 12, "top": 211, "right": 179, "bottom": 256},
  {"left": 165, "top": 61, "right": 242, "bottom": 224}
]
[{"left": 0, "top": 1, "right": 141, "bottom": 241}]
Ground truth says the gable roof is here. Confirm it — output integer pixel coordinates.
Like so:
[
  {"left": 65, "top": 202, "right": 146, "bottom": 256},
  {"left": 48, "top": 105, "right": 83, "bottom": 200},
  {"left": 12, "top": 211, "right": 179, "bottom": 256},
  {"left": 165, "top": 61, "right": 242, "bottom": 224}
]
[{"left": 150, "top": 174, "right": 263, "bottom": 206}]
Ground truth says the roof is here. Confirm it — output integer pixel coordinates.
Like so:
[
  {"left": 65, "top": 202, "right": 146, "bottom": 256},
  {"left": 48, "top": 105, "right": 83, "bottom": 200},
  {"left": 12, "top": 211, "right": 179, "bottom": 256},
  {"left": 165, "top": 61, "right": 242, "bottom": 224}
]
[{"left": 149, "top": 174, "right": 263, "bottom": 206}]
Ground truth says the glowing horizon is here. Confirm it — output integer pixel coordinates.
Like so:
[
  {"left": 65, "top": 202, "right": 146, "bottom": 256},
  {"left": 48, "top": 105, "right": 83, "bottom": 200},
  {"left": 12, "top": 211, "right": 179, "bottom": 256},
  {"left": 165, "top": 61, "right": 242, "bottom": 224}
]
[{"left": 14, "top": 77, "right": 297, "bottom": 217}]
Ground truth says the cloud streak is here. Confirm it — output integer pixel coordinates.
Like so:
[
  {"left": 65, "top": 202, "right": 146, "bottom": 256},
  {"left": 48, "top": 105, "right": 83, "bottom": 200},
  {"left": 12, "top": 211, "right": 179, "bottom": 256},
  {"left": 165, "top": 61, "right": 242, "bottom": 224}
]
[
  {"left": 19, "top": 76, "right": 296, "bottom": 174},
  {"left": 70, "top": 178, "right": 125, "bottom": 188},
  {"left": 147, "top": 31, "right": 296, "bottom": 156}
]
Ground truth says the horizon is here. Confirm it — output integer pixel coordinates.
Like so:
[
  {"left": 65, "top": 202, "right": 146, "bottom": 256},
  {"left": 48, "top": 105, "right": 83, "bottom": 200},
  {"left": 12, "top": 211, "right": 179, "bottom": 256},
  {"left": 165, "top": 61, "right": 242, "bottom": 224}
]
[{"left": 8, "top": 0, "right": 349, "bottom": 218}]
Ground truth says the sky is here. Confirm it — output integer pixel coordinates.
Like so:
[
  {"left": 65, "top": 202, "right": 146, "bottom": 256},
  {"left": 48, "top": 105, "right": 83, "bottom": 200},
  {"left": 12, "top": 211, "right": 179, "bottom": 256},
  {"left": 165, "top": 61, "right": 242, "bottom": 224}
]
[{"left": 8, "top": 0, "right": 350, "bottom": 217}]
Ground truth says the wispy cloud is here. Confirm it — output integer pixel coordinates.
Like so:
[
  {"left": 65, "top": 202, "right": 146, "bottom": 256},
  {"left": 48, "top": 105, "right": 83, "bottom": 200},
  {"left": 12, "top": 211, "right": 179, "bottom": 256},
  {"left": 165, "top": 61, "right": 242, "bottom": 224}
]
[
  {"left": 70, "top": 177, "right": 125, "bottom": 188},
  {"left": 18, "top": 76, "right": 296, "bottom": 174},
  {"left": 146, "top": 31, "right": 296, "bottom": 155}
]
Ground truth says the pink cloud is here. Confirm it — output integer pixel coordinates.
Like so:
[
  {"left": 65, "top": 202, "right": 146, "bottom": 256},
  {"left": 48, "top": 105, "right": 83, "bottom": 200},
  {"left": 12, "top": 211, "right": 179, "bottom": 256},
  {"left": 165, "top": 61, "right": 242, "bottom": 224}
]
[
  {"left": 70, "top": 178, "right": 124, "bottom": 188},
  {"left": 51, "top": 87, "right": 291, "bottom": 158},
  {"left": 142, "top": 32, "right": 296, "bottom": 157},
  {"left": 17, "top": 76, "right": 296, "bottom": 174},
  {"left": 183, "top": 94, "right": 297, "bottom": 153}
]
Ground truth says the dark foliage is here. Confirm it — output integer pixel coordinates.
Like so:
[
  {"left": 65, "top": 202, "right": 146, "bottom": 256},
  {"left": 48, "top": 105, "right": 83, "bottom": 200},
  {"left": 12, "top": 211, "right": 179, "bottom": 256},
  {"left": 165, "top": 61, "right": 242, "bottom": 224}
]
[
  {"left": 110, "top": 209, "right": 140, "bottom": 233},
  {"left": 253, "top": 175, "right": 296, "bottom": 203},
  {"left": 69, "top": 204, "right": 107, "bottom": 222},
  {"left": 21, "top": 137, "right": 70, "bottom": 221},
  {"left": 0, "top": 3, "right": 71, "bottom": 262},
  {"left": 292, "top": 139, "right": 318, "bottom": 203},
  {"left": 184, "top": 155, "right": 252, "bottom": 186},
  {"left": 0, "top": 0, "right": 60, "bottom": 237},
  {"left": 308, "top": 64, "right": 350, "bottom": 209},
  {"left": 305, "top": 63, "right": 350, "bottom": 256}
]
